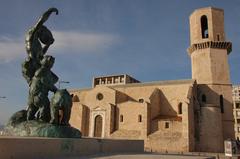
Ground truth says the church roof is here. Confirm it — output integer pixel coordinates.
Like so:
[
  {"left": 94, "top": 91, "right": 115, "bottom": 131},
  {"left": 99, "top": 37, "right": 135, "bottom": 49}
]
[
  {"left": 109, "top": 79, "right": 196, "bottom": 88},
  {"left": 69, "top": 79, "right": 196, "bottom": 92}
]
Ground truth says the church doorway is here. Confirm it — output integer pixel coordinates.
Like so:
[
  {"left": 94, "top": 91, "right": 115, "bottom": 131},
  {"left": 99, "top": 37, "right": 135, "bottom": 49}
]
[{"left": 94, "top": 115, "right": 103, "bottom": 137}]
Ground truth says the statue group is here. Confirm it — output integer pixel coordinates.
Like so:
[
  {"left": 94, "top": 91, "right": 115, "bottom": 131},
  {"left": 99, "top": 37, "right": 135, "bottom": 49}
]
[{"left": 4, "top": 8, "right": 81, "bottom": 138}]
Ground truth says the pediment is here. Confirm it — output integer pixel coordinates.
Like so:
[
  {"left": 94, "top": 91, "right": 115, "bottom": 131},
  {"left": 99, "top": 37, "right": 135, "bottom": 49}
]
[
  {"left": 85, "top": 85, "right": 117, "bottom": 105},
  {"left": 92, "top": 106, "right": 106, "bottom": 111}
]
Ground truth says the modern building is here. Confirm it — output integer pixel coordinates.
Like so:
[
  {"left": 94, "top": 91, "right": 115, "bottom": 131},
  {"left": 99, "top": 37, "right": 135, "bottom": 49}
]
[
  {"left": 232, "top": 85, "right": 240, "bottom": 139},
  {"left": 69, "top": 7, "right": 235, "bottom": 153}
]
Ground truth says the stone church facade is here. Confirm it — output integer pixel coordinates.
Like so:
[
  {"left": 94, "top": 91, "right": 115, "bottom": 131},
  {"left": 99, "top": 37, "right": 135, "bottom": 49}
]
[{"left": 69, "top": 7, "right": 235, "bottom": 152}]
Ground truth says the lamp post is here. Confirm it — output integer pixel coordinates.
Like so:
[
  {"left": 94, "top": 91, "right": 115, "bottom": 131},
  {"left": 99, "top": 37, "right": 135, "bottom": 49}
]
[{"left": 58, "top": 81, "right": 70, "bottom": 89}]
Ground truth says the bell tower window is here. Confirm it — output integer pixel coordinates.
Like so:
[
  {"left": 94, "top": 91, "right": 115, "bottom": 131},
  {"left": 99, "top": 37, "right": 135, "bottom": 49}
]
[{"left": 201, "top": 15, "right": 209, "bottom": 39}]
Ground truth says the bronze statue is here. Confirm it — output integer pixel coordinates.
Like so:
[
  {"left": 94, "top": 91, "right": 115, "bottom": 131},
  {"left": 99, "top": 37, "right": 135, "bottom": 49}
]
[
  {"left": 4, "top": 8, "right": 81, "bottom": 138},
  {"left": 22, "top": 8, "right": 59, "bottom": 122}
]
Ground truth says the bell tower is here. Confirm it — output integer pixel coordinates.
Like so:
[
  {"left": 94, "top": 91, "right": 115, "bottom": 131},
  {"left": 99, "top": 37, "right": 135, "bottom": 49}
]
[
  {"left": 188, "top": 7, "right": 234, "bottom": 152},
  {"left": 188, "top": 7, "right": 232, "bottom": 84}
]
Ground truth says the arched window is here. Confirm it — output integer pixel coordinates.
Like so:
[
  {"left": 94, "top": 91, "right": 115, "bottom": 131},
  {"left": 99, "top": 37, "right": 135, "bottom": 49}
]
[
  {"left": 165, "top": 122, "right": 169, "bottom": 129},
  {"left": 202, "top": 94, "right": 206, "bottom": 103},
  {"left": 178, "top": 103, "right": 182, "bottom": 114},
  {"left": 120, "top": 115, "right": 123, "bottom": 122},
  {"left": 201, "top": 15, "right": 209, "bottom": 39},
  {"left": 220, "top": 95, "right": 224, "bottom": 113},
  {"left": 138, "top": 115, "right": 142, "bottom": 122}
]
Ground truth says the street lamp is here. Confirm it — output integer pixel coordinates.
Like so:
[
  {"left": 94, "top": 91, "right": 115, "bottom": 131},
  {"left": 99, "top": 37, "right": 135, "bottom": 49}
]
[{"left": 58, "top": 81, "right": 70, "bottom": 89}]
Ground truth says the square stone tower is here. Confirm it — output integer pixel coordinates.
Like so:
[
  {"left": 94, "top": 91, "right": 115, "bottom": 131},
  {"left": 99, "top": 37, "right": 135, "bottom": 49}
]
[{"left": 188, "top": 7, "right": 234, "bottom": 152}]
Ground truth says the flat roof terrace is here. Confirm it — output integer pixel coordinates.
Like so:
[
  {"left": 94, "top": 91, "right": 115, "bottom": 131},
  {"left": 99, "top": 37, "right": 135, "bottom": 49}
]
[{"left": 93, "top": 74, "right": 140, "bottom": 87}]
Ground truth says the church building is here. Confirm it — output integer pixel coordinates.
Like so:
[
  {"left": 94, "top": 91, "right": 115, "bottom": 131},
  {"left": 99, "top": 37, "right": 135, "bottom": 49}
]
[{"left": 69, "top": 7, "right": 235, "bottom": 152}]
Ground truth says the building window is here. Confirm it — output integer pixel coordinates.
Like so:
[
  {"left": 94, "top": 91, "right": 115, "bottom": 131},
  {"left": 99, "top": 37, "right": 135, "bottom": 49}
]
[
  {"left": 237, "top": 119, "right": 240, "bottom": 124},
  {"left": 236, "top": 103, "right": 240, "bottom": 109},
  {"left": 238, "top": 127, "right": 240, "bottom": 132},
  {"left": 120, "top": 77, "right": 124, "bottom": 83},
  {"left": 107, "top": 79, "right": 111, "bottom": 84},
  {"left": 139, "top": 98, "right": 144, "bottom": 103},
  {"left": 201, "top": 15, "right": 209, "bottom": 39},
  {"left": 138, "top": 115, "right": 142, "bottom": 122},
  {"left": 165, "top": 122, "right": 169, "bottom": 129},
  {"left": 96, "top": 93, "right": 104, "bottom": 101},
  {"left": 178, "top": 102, "right": 182, "bottom": 114},
  {"left": 220, "top": 95, "right": 224, "bottom": 113},
  {"left": 120, "top": 115, "right": 123, "bottom": 122},
  {"left": 95, "top": 79, "right": 100, "bottom": 85},
  {"left": 202, "top": 94, "right": 206, "bottom": 103}
]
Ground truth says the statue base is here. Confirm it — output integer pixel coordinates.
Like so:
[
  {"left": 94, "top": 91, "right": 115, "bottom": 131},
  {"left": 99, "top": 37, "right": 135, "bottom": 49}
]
[
  {"left": 4, "top": 110, "right": 81, "bottom": 138},
  {"left": 0, "top": 137, "right": 144, "bottom": 159}
]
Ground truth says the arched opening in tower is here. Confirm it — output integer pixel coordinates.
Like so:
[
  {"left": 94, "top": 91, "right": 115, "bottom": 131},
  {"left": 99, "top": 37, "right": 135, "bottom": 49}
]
[{"left": 201, "top": 15, "right": 209, "bottom": 39}]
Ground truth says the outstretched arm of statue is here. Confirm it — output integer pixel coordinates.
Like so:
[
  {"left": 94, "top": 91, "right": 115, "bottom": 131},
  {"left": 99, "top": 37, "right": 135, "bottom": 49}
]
[
  {"left": 34, "top": 8, "right": 58, "bottom": 30},
  {"left": 27, "top": 8, "right": 58, "bottom": 42}
]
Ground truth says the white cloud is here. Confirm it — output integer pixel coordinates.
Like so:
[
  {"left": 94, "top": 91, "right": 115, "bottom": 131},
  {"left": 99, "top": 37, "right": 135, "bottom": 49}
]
[
  {"left": 0, "top": 31, "right": 120, "bottom": 62},
  {"left": 0, "top": 36, "right": 25, "bottom": 62},
  {"left": 52, "top": 31, "right": 119, "bottom": 53}
]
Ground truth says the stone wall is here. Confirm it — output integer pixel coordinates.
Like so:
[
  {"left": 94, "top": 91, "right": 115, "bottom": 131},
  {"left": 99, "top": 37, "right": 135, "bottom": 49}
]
[
  {"left": 69, "top": 80, "right": 195, "bottom": 152},
  {"left": 0, "top": 137, "right": 144, "bottom": 159}
]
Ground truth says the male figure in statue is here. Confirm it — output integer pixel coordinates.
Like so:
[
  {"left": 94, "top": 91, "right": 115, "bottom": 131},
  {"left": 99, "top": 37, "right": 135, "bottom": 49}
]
[
  {"left": 22, "top": 8, "right": 58, "bottom": 85},
  {"left": 27, "top": 55, "right": 58, "bottom": 122}
]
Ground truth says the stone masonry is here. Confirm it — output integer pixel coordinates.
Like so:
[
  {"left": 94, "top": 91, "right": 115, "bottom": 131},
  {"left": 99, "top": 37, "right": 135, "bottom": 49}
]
[{"left": 69, "top": 7, "right": 235, "bottom": 153}]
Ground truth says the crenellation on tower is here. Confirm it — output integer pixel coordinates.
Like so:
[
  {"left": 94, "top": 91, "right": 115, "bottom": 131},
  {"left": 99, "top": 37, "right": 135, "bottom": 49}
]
[{"left": 187, "top": 41, "right": 232, "bottom": 55}]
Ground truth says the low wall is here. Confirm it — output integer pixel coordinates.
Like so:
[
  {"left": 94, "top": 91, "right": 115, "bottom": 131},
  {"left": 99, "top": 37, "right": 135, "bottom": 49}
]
[{"left": 0, "top": 137, "right": 144, "bottom": 159}]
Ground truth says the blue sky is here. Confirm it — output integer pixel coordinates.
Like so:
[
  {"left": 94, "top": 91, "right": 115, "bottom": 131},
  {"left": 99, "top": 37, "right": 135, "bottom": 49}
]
[{"left": 0, "top": 0, "right": 240, "bottom": 124}]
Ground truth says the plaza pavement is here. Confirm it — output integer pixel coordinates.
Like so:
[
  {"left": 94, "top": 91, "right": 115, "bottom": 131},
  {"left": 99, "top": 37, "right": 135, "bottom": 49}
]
[{"left": 57, "top": 153, "right": 217, "bottom": 159}]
